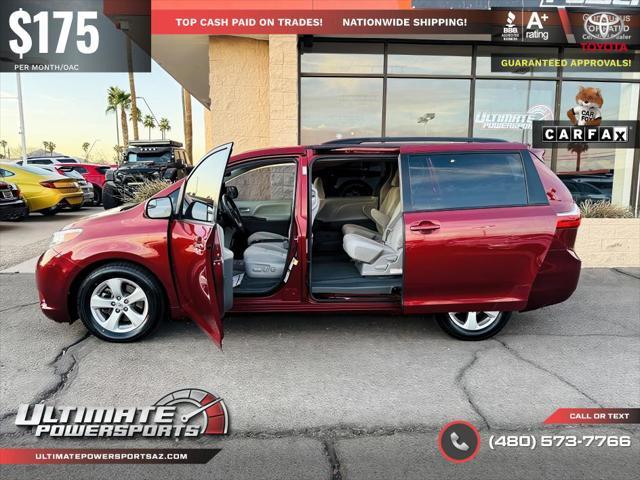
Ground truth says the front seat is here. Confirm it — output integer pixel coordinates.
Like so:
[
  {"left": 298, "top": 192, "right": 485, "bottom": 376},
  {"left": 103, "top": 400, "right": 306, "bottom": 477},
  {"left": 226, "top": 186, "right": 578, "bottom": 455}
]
[
  {"left": 243, "top": 183, "right": 321, "bottom": 279},
  {"left": 342, "top": 171, "right": 399, "bottom": 241},
  {"left": 246, "top": 177, "right": 325, "bottom": 245},
  {"left": 342, "top": 202, "right": 403, "bottom": 276}
]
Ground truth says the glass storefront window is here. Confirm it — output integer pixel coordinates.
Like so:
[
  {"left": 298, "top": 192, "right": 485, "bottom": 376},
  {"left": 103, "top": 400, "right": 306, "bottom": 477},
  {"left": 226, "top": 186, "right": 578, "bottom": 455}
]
[
  {"left": 300, "top": 42, "right": 384, "bottom": 74},
  {"left": 300, "top": 77, "right": 383, "bottom": 144},
  {"left": 473, "top": 79, "right": 556, "bottom": 143},
  {"left": 386, "top": 78, "right": 470, "bottom": 136},
  {"left": 476, "top": 46, "right": 559, "bottom": 77},
  {"left": 387, "top": 44, "right": 472, "bottom": 75},
  {"left": 557, "top": 81, "right": 639, "bottom": 207}
]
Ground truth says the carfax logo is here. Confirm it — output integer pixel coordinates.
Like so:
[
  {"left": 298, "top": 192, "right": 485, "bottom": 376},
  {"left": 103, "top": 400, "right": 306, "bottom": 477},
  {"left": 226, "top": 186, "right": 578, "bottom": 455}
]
[{"left": 14, "top": 388, "right": 228, "bottom": 438}]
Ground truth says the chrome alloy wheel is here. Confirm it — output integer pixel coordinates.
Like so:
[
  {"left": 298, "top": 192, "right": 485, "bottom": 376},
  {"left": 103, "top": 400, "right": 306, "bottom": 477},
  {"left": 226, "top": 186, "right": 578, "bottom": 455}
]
[
  {"left": 89, "top": 278, "right": 149, "bottom": 333},
  {"left": 447, "top": 311, "right": 501, "bottom": 332}
]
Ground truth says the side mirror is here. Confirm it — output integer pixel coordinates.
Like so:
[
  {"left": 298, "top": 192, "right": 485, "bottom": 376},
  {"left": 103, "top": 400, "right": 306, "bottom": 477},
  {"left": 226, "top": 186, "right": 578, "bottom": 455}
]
[
  {"left": 146, "top": 196, "right": 173, "bottom": 219},
  {"left": 226, "top": 185, "right": 238, "bottom": 199}
]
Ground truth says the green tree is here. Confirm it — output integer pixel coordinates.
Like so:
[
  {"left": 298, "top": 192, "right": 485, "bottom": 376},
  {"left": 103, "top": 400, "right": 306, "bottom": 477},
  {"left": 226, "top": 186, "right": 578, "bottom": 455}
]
[
  {"left": 142, "top": 114, "right": 156, "bottom": 140},
  {"left": 113, "top": 144, "right": 123, "bottom": 163},
  {"left": 106, "top": 87, "right": 131, "bottom": 149},
  {"left": 158, "top": 118, "right": 171, "bottom": 140},
  {"left": 43, "top": 141, "right": 56, "bottom": 156},
  {"left": 82, "top": 142, "right": 90, "bottom": 160},
  {"left": 106, "top": 86, "right": 122, "bottom": 147}
]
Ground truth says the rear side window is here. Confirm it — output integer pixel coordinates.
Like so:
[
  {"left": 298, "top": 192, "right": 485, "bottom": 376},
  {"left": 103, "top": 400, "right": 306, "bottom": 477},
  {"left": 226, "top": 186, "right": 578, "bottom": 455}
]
[
  {"left": 72, "top": 166, "right": 88, "bottom": 173},
  {"left": 403, "top": 152, "right": 529, "bottom": 211}
]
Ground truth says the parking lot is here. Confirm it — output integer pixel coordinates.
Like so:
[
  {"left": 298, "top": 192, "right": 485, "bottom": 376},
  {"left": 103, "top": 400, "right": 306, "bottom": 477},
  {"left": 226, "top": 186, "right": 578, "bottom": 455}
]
[{"left": 1, "top": 208, "right": 639, "bottom": 479}]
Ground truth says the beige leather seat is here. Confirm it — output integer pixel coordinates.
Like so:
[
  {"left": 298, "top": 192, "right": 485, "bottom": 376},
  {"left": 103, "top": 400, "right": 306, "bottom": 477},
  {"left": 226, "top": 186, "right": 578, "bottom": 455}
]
[
  {"left": 342, "top": 171, "right": 399, "bottom": 241},
  {"left": 342, "top": 202, "right": 403, "bottom": 276},
  {"left": 247, "top": 178, "right": 324, "bottom": 245},
  {"left": 243, "top": 183, "right": 321, "bottom": 279}
]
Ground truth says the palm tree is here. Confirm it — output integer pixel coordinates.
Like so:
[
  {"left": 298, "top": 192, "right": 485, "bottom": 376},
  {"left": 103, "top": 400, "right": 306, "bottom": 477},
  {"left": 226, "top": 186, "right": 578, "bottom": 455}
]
[
  {"left": 120, "top": 93, "right": 131, "bottom": 150},
  {"left": 568, "top": 142, "right": 589, "bottom": 172},
  {"left": 82, "top": 142, "right": 90, "bottom": 160},
  {"left": 106, "top": 86, "right": 122, "bottom": 147},
  {"left": 0, "top": 140, "right": 7, "bottom": 159},
  {"left": 158, "top": 118, "right": 171, "bottom": 140},
  {"left": 182, "top": 88, "right": 193, "bottom": 163},
  {"left": 126, "top": 37, "right": 140, "bottom": 141},
  {"left": 43, "top": 141, "right": 56, "bottom": 156},
  {"left": 113, "top": 144, "right": 123, "bottom": 163},
  {"left": 143, "top": 115, "right": 155, "bottom": 140},
  {"left": 129, "top": 107, "right": 142, "bottom": 128}
]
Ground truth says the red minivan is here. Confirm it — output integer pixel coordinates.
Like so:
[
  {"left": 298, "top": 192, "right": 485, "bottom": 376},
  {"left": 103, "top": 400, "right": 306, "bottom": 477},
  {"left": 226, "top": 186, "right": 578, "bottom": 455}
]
[{"left": 36, "top": 138, "right": 581, "bottom": 345}]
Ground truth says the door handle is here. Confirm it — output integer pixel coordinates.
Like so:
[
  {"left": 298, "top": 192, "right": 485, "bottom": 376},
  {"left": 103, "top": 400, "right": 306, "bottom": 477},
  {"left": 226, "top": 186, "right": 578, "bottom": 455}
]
[
  {"left": 410, "top": 221, "right": 441, "bottom": 233},
  {"left": 239, "top": 208, "right": 251, "bottom": 213}
]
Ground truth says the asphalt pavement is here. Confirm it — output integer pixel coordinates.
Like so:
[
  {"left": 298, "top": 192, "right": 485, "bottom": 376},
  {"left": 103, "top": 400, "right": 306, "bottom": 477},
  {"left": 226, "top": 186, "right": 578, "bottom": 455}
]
[
  {"left": 0, "top": 208, "right": 101, "bottom": 271},
  {"left": 0, "top": 217, "right": 638, "bottom": 478}
]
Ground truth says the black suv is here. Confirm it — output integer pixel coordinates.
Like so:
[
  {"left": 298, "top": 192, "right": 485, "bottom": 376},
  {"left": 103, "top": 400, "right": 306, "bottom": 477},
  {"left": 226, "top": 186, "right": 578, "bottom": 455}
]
[{"left": 102, "top": 140, "right": 191, "bottom": 209}]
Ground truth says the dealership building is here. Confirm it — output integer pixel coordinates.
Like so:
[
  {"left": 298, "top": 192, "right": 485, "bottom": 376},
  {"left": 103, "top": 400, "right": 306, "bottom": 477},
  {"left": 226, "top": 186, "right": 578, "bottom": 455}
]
[{"left": 153, "top": 33, "right": 640, "bottom": 211}]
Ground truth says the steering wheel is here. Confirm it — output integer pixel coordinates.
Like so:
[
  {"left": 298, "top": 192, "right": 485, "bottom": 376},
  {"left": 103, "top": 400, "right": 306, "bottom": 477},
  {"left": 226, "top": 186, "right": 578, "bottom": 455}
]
[{"left": 221, "top": 193, "right": 245, "bottom": 231}]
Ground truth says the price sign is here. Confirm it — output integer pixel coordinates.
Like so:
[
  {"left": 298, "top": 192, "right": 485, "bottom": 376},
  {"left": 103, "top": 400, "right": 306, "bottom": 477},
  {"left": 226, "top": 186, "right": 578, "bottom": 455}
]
[
  {"left": 9, "top": 9, "right": 100, "bottom": 59},
  {"left": 0, "top": 0, "right": 150, "bottom": 73}
]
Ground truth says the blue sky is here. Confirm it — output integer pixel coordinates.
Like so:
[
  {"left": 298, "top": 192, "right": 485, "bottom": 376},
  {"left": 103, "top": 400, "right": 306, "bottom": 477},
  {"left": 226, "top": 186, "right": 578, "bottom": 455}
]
[{"left": 0, "top": 61, "right": 205, "bottom": 162}]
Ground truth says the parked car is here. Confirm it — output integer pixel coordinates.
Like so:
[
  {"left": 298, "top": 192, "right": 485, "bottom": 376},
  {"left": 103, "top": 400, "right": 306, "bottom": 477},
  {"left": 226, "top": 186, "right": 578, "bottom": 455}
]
[
  {"left": 59, "top": 163, "right": 110, "bottom": 205},
  {"left": 37, "top": 165, "right": 94, "bottom": 208},
  {"left": 0, "top": 163, "right": 83, "bottom": 215},
  {"left": 0, "top": 181, "right": 28, "bottom": 221},
  {"left": 102, "top": 140, "right": 190, "bottom": 209},
  {"left": 36, "top": 137, "right": 581, "bottom": 345},
  {"left": 15, "top": 155, "right": 78, "bottom": 166},
  {"left": 562, "top": 179, "right": 610, "bottom": 205}
]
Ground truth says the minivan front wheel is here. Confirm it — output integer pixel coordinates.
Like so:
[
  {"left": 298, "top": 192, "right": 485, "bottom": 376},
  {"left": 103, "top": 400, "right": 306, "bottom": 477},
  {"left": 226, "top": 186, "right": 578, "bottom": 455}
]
[
  {"left": 77, "top": 264, "right": 165, "bottom": 342},
  {"left": 436, "top": 311, "right": 511, "bottom": 340}
]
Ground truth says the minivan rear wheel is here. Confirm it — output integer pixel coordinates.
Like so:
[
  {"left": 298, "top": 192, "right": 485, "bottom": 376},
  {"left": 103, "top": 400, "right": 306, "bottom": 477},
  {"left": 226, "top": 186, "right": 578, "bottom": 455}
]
[
  {"left": 436, "top": 311, "right": 511, "bottom": 340},
  {"left": 77, "top": 263, "right": 165, "bottom": 342}
]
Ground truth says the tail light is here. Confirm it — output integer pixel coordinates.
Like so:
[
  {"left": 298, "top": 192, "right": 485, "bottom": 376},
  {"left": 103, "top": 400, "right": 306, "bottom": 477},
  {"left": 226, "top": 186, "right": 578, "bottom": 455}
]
[
  {"left": 556, "top": 203, "right": 581, "bottom": 229},
  {"left": 40, "top": 180, "right": 56, "bottom": 188},
  {"left": 554, "top": 203, "right": 581, "bottom": 250}
]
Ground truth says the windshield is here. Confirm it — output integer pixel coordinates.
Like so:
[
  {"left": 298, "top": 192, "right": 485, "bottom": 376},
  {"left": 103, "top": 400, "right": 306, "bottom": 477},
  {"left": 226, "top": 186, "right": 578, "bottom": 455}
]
[{"left": 126, "top": 152, "right": 172, "bottom": 164}]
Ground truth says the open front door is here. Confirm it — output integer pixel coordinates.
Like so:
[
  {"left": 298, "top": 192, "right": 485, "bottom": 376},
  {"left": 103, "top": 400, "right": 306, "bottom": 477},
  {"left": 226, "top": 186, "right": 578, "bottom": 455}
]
[
  {"left": 170, "top": 143, "right": 234, "bottom": 347},
  {"left": 400, "top": 148, "right": 556, "bottom": 314}
]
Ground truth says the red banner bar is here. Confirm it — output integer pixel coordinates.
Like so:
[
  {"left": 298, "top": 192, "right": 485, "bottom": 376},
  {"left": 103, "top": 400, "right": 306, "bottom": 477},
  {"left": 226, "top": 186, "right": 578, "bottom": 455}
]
[
  {"left": 152, "top": 9, "right": 492, "bottom": 35},
  {"left": 544, "top": 408, "right": 640, "bottom": 425}
]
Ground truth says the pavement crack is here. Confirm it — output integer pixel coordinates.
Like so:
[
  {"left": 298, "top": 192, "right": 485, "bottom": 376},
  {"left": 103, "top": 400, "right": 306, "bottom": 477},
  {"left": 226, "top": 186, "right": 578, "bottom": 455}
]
[
  {"left": 494, "top": 338, "right": 603, "bottom": 408},
  {"left": 0, "top": 332, "right": 91, "bottom": 432},
  {"left": 455, "top": 346, "right": 493, "bottom": 430},
  {"left": 612, "top": 268, "right": 640, "bottom": 280},
  {"left": 34, "top": 332, "right": 92, "bottom": 405},
  {"left": 322, "top": 438, "right": 343, "bottom": 480},
  {"left": 0, "top": 301, "right": 39, "bottom": 314}
]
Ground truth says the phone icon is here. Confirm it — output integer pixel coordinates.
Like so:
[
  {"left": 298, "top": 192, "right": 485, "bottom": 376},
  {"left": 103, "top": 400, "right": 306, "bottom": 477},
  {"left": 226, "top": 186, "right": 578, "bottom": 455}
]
[{"left": 450, "top": 432, "right": 470, "bottom": 451}]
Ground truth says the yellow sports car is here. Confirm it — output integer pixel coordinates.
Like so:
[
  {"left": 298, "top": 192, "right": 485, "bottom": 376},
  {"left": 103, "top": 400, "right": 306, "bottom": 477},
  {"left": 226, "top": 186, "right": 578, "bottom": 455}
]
[{"left": 0, "top": 163, "right": 83, "bottom": 215}]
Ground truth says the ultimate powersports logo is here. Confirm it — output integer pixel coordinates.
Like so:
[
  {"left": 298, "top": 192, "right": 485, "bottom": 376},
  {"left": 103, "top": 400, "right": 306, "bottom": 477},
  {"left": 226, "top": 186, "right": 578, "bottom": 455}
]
[{"left": 14, "top": 389, "right": 228, "bottom": 438}]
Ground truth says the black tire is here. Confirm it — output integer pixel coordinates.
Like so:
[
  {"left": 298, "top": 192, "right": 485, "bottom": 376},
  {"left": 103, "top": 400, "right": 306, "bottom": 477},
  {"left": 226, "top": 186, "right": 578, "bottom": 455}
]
[
  {"left": 39, "top": 207, "right": 59, "bottom": 216},
  {"left": 77, "top": 263, "right": 165, "bottom": 342},
  {"left": 92, "top": 186, "right": 102, "bottom": 206},
  {"left": 102, "top": 184, "right": 122, "bottom": 210},
  {"left": 436, "top": 311, "right": 511, "bottom": 341}
]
